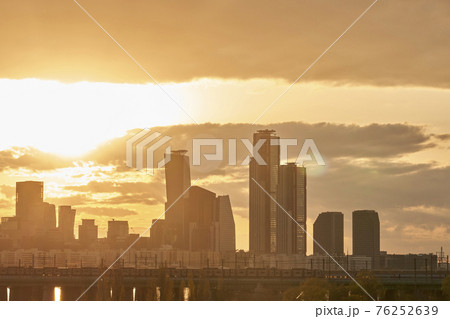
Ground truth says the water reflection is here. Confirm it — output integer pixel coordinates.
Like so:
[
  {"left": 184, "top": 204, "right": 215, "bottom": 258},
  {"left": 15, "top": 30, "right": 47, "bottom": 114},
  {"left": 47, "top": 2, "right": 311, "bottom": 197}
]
[
  {"left": 54, "top": 287, "right": 61, "bottom": 301},
  {"left": 183, "top": 287, "right": 190, "bottom": 301}
]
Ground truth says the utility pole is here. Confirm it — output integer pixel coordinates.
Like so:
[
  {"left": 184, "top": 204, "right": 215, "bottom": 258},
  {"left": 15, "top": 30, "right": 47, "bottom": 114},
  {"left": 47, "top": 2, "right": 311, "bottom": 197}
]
[
  {"left": 447, "top": 255, "right": 449, "bottom": 277},
  {"left": 430, "top": 254, "right": 433, "bottom": 281},
  {"left": 414, "top": 258, "right": 417, "bottom": 284}
]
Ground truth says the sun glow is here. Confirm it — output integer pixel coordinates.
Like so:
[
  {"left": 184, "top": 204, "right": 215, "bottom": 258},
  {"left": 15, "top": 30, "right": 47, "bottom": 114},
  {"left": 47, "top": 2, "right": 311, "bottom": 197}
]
[{"left": 0, "top": 79, "right": 191, "bottom": 156}]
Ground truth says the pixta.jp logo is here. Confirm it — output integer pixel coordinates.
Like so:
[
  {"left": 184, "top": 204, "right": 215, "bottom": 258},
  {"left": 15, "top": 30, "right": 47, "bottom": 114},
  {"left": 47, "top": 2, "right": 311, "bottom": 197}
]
[
  {"left": 192, "top": 138, "right": 325, "bottom": 166},
  {"left": 126, "top": 130, "right": 325, "bottom": 175}
]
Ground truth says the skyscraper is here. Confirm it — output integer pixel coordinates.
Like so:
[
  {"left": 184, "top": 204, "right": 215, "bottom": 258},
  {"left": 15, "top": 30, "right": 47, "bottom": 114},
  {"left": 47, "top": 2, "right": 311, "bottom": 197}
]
[
  {"left": 15, "top": 181, "right": 44, "bottom": 236},
  {"left": 353, "top": 210, "right": 380, "bottom": 267},
  {"left": 58, "top": 206, "right": 76, "bottom": 243},
  {"left": 249, "top": 129, "right": 280, "bottom": 254},
  {"left": 42, "top": 202, "right": 56, "bottom": 231},
  {"left": 216, "top": 195, "right": 236, "bottom": 252},
  {"left": 165, "top": 150, "right": 191, "bottom": 208},
  {"left": 277, "top": 163, "right": 307, "bottom": 255},
  {"left": 313, "top": 212, "right": 344, "bottom": 256},
  {"left": 164, "top": 150, "right": 191, "bottom": 248},
  {"left": 184, "top": 186, "right": 217, "bottom": 251}
]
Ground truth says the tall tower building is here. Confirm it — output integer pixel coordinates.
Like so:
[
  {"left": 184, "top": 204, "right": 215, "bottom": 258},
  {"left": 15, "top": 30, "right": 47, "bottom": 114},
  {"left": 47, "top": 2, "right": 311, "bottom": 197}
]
[
  {"left": 277, "top": 164, "right": 307, "bottom": 255},
  {"left": 58, "top": 206, "right": 76, "bottom": 243},
  {"left": 249, "top": 129, "right": 280, "bottom": 254},
  {"left": 165, "top": 150, "right": 191, "bottom": 208},
  {"left": 353, "top": 210, "right": 380, "bottom": 267},
  {"left": 164, "top": 150, "right": 191, "bottom": 248},
  {"left": 216, "top": 195, "right": 236, "bottom": 252},
  {"left": 313, "top": 212, "right": 343, "bottom": 256},
  {"left": 15, "top": 181, "right": 44, "bottom": 235},
  {"left": 42, "top": 202, "right": 56, "bottom": 231}
]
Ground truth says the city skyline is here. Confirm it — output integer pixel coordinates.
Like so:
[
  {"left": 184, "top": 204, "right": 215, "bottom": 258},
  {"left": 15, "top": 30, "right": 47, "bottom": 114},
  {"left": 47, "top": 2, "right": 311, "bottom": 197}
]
[
  {"left": 0, "top": 0, "right": 449, "bottom": 256},
  {"left": 0, "top": 122, "right": 449, "bottom": 255},
  {"left": 1, "top": 0, "right": 449, "bottom": 306},
  {"left": 0, "top": 138, "right": 443, "bottom": 260}
]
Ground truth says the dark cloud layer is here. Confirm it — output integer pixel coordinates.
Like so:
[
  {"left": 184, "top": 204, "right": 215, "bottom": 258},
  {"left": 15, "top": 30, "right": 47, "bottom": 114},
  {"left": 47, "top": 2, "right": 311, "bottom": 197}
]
[
  {"left": 78, "top": 206, "right": 137, "bottom": 217},
  {"left": 64, "top": 181, "right": 165, "bottom": 203},
  {"left": 0, "top": 0, "right": 449, "bottom": 87},
  {"left": 86, "top": 122, "right": 437, "bottom": 175}
]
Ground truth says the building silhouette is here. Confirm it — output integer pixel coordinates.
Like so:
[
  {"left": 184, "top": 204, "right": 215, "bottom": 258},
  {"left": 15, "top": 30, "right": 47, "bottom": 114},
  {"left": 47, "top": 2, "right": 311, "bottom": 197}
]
[
  {"left": 164, "top": 150, "right": 191, "bottom": 249},
  {"left": 107, "top": 220, "right": 129, "bottom": 248},
  {"left": 42, "top": 202, "right": 57, "bottom": 231},
  {"left": 78, "top": 219, "right": 98, "bottom": 248},
  {"left": 353, "top": 210, "right": 380, "bottom": 267},
  {"left": 313, "top": 212, "right": 344, "bottom": 256},
  {"left": 58, "top": 206, "right": 76, "bottom": 243},
  {"left": 16, "top": 181, "right": 44, "bottom": 236},
  {"left": 216, "top": 195, "right": 236, "bottom": 252},
  {"left": 277, "top": 163, "right": 307, "bottom": 255},
  {"left": 150, "top": 219, "right": 166, "bottom": 249},
  {"left": 249, "top": 129, "right": 280, "bottom": 254},
  {"left": 151, "top": 150, "right": 236, "bottom": 252},
  {"left": 184, "top": 186, "right": 217, "bottom": 251}
]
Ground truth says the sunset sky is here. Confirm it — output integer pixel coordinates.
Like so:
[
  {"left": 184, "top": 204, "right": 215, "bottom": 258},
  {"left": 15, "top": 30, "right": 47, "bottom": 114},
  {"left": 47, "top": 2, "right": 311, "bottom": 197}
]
[{"left": 0, "top": 0, "right": 449, "bottom": 254}]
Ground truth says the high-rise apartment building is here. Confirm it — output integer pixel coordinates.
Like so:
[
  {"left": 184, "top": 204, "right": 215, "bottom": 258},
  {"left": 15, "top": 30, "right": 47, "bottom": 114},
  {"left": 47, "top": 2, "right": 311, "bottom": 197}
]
[
  {"left": 164, "top": 150, "right": 191, "bottom": 248},
  {"left": 313, "top": 212, "right": 344, "bottom": 256},
  {"left": 353, "top": 210, "right": 380, "bottom": 267},
  {"left": 277, "top": 163, "right": 307, "bottom": 255},
  {"left": 216, "top": 195, "right": 236, "bottom": 252},
  {"left": 15, "top": 181, "right": 44, "bottom": 236},
  {"left": 185, "top": 186, "right": 217, "bottom": 251},
  {"left": 58, "top": 206, "right": 76, "bottom": 243},
  {"left": 249, "top": 129, "right": 280, "bottom": 254}
]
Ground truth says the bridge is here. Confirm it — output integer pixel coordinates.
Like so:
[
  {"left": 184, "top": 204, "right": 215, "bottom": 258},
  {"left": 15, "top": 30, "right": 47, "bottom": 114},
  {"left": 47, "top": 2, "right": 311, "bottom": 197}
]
[{"left": 0, "top": 267, "right": 446, "bottom": 301}]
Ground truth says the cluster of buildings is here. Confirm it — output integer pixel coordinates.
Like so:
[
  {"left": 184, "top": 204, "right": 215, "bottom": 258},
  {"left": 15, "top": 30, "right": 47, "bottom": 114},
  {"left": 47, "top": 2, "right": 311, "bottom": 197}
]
[
  {"left": 149, "top": 150, "right": 236, "bottom": 252},
  {"left": 0, "top": 181, "right": 78, "bottom": 250},
  {"left": 249, "top": 129, "right": 307, "bottom": 255},
  {"left": 0, "top": 129, "right": 442, "bottom": 271},
  {"left": 0, "top": 150, "right": 236, "bottom": 254},
  {"left": 247, "top": 129, "right": 438, "bottom": 270}
]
